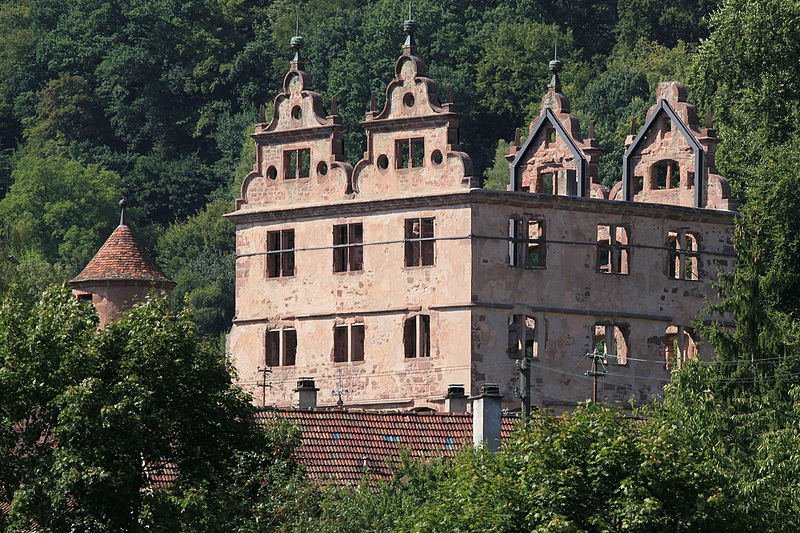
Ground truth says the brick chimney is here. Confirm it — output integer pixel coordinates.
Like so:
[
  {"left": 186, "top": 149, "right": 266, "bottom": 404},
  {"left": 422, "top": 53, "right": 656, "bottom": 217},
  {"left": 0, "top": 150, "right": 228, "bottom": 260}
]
[
  {"left": 293, "top": 377, "right": 319, "bottom": 409},
  {"left": 472, "top": 383, "right": 502, "bottom": 452},
  {"left": 444, "top": 384, "right": 468, "bottom": 413}
]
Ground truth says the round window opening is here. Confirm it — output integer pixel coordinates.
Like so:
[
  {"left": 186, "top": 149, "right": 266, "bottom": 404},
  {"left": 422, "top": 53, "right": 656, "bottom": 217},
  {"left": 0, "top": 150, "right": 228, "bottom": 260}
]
[
  {"left": 403, "top": 93, "right": 415, "bottom": 108},
  {"left": 431, "top": 149, "right": 444, "bottom": 165},
  {"left": 377, "top": 154, "right": 389, "bottom": 169},
  {"left": 317, "top": 161, "right": 328, "bottom": 176},
  {"left": 267, "top": 166, "right": 278, "bottom": 180},
  {"left": 291, "top": 106, "right": 302, "bottom": 120}
]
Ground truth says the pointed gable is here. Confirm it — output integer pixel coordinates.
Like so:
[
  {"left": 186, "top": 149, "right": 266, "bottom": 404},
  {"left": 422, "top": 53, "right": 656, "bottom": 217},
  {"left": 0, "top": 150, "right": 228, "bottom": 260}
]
[
  {"left": 508, "top": 59, "right": 604, "bottom": 198},
  {"left": 70, "top": 225, "right": 173, "bottom": 285}
]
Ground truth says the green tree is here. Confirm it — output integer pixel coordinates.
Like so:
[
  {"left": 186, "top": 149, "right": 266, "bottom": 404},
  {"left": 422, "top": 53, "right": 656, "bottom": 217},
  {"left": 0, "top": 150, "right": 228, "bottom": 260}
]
[
  {"left": 0, "top": 287, "right": 306, "bottom": 532},
  {"left": 156, "top": 198, "right": 235, "bottom": 337},
  {"left": 0, "top": 150, "right": 121, "bottom": 270}
]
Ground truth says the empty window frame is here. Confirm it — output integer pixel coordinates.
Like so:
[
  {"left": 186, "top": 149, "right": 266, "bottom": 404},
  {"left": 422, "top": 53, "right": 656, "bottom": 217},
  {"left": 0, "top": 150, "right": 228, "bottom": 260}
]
[
  {"left": 653, "top": 161, "right": 680, "bottom": 189},
  {"left": 592, "top": 323, "right": 629, "bottom": 365},
  {"left": 509, "top": 217, "right": 546, "bottom": 269},
  {"left": 333, "top": 324, "right": 365, "bottom": 363},
  {"left": 405, "top": 217, "right": 435, "bottom": 267},
  {"left": 333, "top": 223, "right": 364, "bottom": 272},
  {"left": 596, "top": 224, "right": 630, "bottom": 275},
  {"left": 404, "top": 315, "right": 431, "bottom": 358},
  {"left": 266, "top": 328, "right": 297, "bottom": 367},
  {"left": 507, "top": 314, "right": 538, "bottom": 359},
  {"left": 267, "top": 229, "right": 295, "bottom": 278},
  {"left": 396, "top": 138, "right": 425, "bottom": 168},
  {"left": 668, "top": 231, "right": 700, "bottom": 280},
  {"left": 284, "top": 148, "right": 311, "bottom": 179},
  {"left": 664, "top": 325, "right": 697, "bottom": 369}
]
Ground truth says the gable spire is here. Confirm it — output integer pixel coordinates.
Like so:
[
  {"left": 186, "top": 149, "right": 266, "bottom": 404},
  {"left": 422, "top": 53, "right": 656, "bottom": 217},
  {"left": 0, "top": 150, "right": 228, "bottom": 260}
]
[{"left": 403, "top": 2, "right": 418, "bottom": 55}]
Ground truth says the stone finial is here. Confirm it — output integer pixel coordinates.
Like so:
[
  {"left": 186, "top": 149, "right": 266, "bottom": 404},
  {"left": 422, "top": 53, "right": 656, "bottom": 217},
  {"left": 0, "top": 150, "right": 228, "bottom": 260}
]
[
  {"left": 330, "top": 96, "right": 338, "bottom": 115},
  {"left": 290, "top": 35, "right": 304, "bottom": 68},
  {"left": 656, "top": 81, "right": 687, "bottom": 104},
  {"left": 705, "top": 108, "right": 714, "bottom": 129},
  {"left": 369, "top": 91, "right": 377, "bottom": 113},
  {"left": 548, "top": 58, "right": 563, "bottom": 93},
  {"left": 514, "top": 127, "right": 522, "bottom": 147},
  {"left": 118, "top": 198, "right": 127, "bottom": 226},
  {"left": 403, "top": 15, "right": 418, "bottom": 54},
  {"left": 629, "top": 116, "right": 638, "bottom": 135},
  {"left": 258, "top": 104, "right": 266, "bottom": 123},
  {"left": 588, "top": 120, "right": 596, "bottom": 139}
]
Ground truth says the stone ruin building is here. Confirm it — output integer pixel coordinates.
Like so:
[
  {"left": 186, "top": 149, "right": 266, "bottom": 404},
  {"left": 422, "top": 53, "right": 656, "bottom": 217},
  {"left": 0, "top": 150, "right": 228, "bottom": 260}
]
[{"left": 225, "top": 20, "right": 736, "bottom": 412}]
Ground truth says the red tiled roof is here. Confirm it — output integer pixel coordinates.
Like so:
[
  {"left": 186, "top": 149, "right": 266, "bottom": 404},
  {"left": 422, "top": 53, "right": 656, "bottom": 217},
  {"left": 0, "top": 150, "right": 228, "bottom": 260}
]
[
  {"left": 258, "top": 409, "right": 518, "bottom": 485},
  {"left": 70, "top": 225, "right": 173, "bottom": 285}
]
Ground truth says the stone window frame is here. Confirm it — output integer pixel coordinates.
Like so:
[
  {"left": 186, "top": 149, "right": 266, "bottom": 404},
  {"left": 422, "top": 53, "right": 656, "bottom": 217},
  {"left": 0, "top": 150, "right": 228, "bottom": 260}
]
[
  {"left": 333, "top": 222, "right": 364, "bottom": 273},
  {"left": 508, "top": 215, "right": 546, "bottom": 269},
  {"left": 333, "top": 322, "right": 366, "bottom": 363},
  {"left": 667, "top": 230, "right": 701, "bottom": 281},
  {"left": 283, "top": 147, "right": 311, "bottom": 179},
  {"left": 591, "top": 322, "right": 630, "bottom": 365},
  {"left": 403, "top": 314, "right": 431, "bottom": 359},
  {"left": 596, "top": 224, "right": 630, "bottom": 275},
  {"left": 664, "top": 325, "right": 697, "bottom": 369},
  {"left": 507, "top": 313, "right": 540, "bottom": 359},
  {"left": 395, "top": 137, "right": 425, "bottom": 169},
  {"left": 266, "top": 229, "right": 295, "bottom": 278},
  {"left": 404, "top": 217, "right": 435, "bottom": 267},
  {"left": 265, "top": 327, "right": 297, "bottom": 367}
]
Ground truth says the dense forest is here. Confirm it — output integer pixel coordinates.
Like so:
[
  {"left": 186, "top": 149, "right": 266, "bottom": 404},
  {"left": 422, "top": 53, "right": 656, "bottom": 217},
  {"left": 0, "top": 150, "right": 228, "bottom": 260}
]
[
  {"left": 2, "top": 0, "right": 800, "bottom": 530},
  {"left": 0, "top": 0, "right": 730, "bottom": 338}
]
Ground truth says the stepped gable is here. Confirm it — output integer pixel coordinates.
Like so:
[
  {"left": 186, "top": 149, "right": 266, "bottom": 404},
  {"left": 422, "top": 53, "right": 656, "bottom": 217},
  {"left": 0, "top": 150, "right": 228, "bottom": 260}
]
[
  {"left": 350, "top": 17, "right": 478, "bottom": 197},
  {"left": 235, "top": 34, "right": 351, "bottom": 211},
  {"left": 508, "top": 58, "right": 605, "bottom": 199},
  {"left": 71, "top": 224, "right": 173, "bottom": 285}
]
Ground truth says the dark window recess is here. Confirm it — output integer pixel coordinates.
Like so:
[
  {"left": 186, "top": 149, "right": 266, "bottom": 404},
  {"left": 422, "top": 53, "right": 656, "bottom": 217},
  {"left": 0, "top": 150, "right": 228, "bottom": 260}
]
[
  {"left": 596, "top": 225, "right": 630, "bottom": 275},
  {"left": 396, "top": 138, "right": 425, "bottom": 168},
  {"left": 654, "top": 161, "right": 680, "bottom": 189},
  {"left": 540, "top": 172, "right": 554, "bottom": 194},
  {"left": 404, "top": 315, "right": 431, "bottom": 358},
  {"left": 266, "top": 329, "right": 296, "bottom": 367},
  {"left": 333, "top": 324, "right": 365, "bottom": 362},
  {"left": 77, "top": 293, "right": 92, "bottom": 304},
  {"left": 333, "top": 223, "right": 364, "bottom": 272},
  {"left": 405, "top": 218, "right": 435, "bottom": 267},
  {"left": 267, "top": 230, "right": 295, "bottom": 278},
  {"left": 668, "top": 231, "right": 700, "bottom": 280},
  {"left": 284, "top": 148, "right": 311, "bottom": 179},
  {"left": 509, "top": 217, "right": 545, "bottom": 269},
  {"left": 507, "top": 315, "right": 537, "bottom": 358},
  {"left": 333, "top": 326, "right": 348, "bottom": 362}
]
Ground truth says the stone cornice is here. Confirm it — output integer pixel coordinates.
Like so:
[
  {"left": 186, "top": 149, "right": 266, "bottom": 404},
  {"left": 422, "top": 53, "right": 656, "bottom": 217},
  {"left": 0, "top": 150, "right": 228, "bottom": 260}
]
[{"left": 224, "top": 189, "right": 738, "bottom": 225}]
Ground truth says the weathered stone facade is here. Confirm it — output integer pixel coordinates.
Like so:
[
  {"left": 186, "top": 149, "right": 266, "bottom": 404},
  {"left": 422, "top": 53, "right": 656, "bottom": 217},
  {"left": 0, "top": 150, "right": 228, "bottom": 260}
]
[{"left": 226, "top": 23, "right": 735, "bottom": 411}]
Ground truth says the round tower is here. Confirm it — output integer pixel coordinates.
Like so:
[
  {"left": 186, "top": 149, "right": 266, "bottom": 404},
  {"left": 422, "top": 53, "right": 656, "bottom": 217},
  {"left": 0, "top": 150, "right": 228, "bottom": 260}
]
[{"left": 69, "top": 199, "right": 175, "bottom": 328}]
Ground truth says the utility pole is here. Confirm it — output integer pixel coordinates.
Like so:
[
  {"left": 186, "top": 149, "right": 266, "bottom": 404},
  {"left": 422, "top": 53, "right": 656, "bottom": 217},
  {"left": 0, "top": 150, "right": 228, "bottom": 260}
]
[
  {"left": 256, "top": 365, "right": 272, "bottom": 407},
  {"left": 516, "top": 356, "right": 531, "bottom": 423},
  {"left": 584, "top": 351, "right": 607, "bottom": 403}
]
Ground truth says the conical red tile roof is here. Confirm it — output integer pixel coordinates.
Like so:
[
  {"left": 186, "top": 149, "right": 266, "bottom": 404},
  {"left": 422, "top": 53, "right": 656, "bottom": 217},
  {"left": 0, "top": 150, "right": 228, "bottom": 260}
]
[{"left": 70, "top": 225, "right": 173, "bottom": 285}]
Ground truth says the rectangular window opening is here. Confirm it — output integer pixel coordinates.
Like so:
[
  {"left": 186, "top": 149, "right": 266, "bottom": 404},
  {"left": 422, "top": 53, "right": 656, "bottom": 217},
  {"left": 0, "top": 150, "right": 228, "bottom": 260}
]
[
  {"left": 267, "top": 229, "right": 295, "bottom": 278},
  {"left": 405, "top": 217, "right": 435, "bottom": 267},
  {"left": 593, "top": 323, "right": 629, "bottom": 365},
  {"left": 668, "top": 231, "right": 701, "bottom": 281},
  {"left": 596, "top": 224, "right": 629, "bottom": 275},
  {"left": 509, "top": 217, "right": 546, "bottom": 269},
  {"left": 404, "top": 315, "right": 431, "bottom": 358},
  {"left": 333, "top": 223, "right": 363, "bottom": 273},
  {"left": 508, "top": 314, "right": 538, "bottom": 359},
  {"left": 333, "top": 326, "right": 348, "bottom": 363}
]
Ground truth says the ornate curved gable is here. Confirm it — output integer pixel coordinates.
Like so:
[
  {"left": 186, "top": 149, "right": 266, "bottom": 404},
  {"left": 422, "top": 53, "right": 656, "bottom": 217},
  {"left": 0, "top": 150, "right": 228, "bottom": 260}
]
[
  {"left": 611, "top": 82, "right": 732, "bottom": 210},
  {"left": 508, "top": 60, "right": 604, "bottom": 199},
  {"left": 351, "top": 19, "right": 477, "bottom": 198},
  {"left": 235, "top": 36, "right": 351, "bottom": 211}
]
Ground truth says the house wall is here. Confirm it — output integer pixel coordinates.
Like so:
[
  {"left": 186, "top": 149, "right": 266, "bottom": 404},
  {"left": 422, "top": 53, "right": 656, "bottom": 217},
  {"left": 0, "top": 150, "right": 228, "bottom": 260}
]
[
  {"left": 228, "top": 202, "right": 474, "bottom": 409},
  {"left": 468, "top": 192, "right": 735, "bottom": 409}
]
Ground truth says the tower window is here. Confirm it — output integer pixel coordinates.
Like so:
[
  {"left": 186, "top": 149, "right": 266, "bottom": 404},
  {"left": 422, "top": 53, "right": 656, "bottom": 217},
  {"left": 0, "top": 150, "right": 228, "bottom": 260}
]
[
  {"left": 508, "top": 315, "right": 538, "bottom": 359},
  {"left": 266, "top": 229, "right": 295, "bottom": 278},
  {"left": 404, "top": 315, "right": 430, "bottom": 358},
  {"left": 405, "top": 218, "right": 435, "bottom": 267}
]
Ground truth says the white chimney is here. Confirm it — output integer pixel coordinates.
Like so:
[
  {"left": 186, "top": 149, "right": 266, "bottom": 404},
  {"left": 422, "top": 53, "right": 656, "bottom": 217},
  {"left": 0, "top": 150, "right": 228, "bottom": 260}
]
[
  {"left": 293, "top": 377, "right": 318, "bottom": 409},
  {"left": 444, "top": 384, "right": 468, "bottom": 413},
  {"left": 472, "top": 383, "right": 502, "bottom": 452}
]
